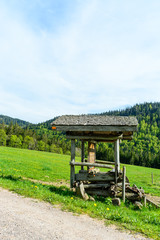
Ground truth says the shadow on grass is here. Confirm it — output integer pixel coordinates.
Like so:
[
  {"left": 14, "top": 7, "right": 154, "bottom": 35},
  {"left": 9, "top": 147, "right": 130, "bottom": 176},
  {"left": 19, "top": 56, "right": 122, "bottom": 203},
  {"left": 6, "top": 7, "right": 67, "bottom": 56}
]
[
  {"left": 0, "top": 174, "right": 75, "bottom": 198},
  {"left": 49, "top": 185, "right": 75, "bottom": 197},
  {"left": 0, "top": 174, "right": 22, "bottom": 181}
]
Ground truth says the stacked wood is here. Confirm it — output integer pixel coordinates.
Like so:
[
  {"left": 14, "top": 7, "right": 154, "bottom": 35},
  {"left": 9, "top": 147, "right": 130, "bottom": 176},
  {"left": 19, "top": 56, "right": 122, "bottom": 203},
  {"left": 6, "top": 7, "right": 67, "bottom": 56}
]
[
  {"left": 75, "top": 169, "right": 159, "bottom": 208},
  {"left": 75, "top": 169, "right": 145, "bottom": 202}
]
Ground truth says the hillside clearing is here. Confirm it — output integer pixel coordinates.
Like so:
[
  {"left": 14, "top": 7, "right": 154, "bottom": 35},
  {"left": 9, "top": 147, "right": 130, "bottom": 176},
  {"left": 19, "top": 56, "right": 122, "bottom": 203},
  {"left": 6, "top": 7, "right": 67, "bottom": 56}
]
[{"left": 0, "top": 146, "right": 160, "bottom": 239}]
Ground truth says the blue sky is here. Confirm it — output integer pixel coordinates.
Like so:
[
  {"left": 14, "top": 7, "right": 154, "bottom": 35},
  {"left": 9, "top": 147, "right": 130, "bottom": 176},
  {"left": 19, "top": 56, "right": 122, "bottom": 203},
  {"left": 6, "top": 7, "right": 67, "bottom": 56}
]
[{"left": 0, "top": 0, "right": 160, "bottom": 123}]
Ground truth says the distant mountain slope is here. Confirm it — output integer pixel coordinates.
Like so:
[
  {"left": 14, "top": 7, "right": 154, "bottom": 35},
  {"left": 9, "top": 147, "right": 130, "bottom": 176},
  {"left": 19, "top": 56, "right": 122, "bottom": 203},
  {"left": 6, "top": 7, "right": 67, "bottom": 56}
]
[
  {"left": 31, "top": 117, "right": 58, "bottom": 130},
  {"left": 101, "top": 102, "right": 160, "bottom": 126},
  {"left": 0, "top": 115, "right": 30, "bottom": 127}
]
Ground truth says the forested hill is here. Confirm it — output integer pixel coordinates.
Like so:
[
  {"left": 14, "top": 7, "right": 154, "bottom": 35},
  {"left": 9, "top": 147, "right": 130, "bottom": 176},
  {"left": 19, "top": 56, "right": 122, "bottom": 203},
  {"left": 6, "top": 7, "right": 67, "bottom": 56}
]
[
  {"left": 0, "top": 115, "right": 30, "bottom": 127},
  {"left": 1, "top": 102, "right": 160, "bottom": 169},
  {"left": 101, "top": 102, "right": 160, "bottom": 126}
]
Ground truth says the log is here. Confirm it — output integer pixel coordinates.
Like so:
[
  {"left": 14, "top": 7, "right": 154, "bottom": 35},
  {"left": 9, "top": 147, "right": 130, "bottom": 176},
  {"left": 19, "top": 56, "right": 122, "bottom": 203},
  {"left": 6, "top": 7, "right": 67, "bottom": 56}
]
[
  {"left": 117, "top": 182, "right": 130, "bottom": 187},
  {"left": 85, "top": 188, "right": 110, "bottom": 197},
  {"left": 95, "top": 160, "right": 115, "bottom": 165},
  {"left": 76, "top": 182, "right": 89, "bottom": 201},
  {"left": 70, "top": 161, "right": 114, "bottom": 169},
  {"left": 67, "top": 135, "right": 123, "bottom": 141},
  {"left": 83, "top": 183, "right": 110, "bottom": 189},
  {"left": 75, "top": 172, "right": 115, "bottom": 182},
  {"left": 116, "top": 192, "right": 142, "bottom": 201}
]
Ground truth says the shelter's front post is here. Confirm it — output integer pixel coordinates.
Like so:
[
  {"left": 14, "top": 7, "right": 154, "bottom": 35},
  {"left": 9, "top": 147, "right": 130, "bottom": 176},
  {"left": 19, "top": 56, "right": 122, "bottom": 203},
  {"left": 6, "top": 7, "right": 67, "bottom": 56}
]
[
  {"left": 81, "top": 140, "right": 85, "bottom": 171},
  {"left": 70, "top": 139, "right": 75, "bottom": 188},
  {"left": 114, "top": 139, "right": 120, "bottom": 183},
  {"left": 88, "top": 141, "right": 96, "bottom": 172},
  {"left": 122, "top": 166, "right": 126, "bottom": 202}
]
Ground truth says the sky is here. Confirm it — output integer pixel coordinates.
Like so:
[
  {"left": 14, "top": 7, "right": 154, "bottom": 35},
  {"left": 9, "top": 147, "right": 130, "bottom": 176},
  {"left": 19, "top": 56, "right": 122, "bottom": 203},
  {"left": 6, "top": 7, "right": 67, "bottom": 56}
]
[{"left": 0, "top": 0, "right": 160, "bottom": 123}]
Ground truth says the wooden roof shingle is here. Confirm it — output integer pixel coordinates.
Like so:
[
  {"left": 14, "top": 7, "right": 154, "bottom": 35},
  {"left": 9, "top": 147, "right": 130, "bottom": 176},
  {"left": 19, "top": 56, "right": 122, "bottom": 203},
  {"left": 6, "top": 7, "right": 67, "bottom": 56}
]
[{"left": 51, "top": 115, "right": 138, "bottom": 126}]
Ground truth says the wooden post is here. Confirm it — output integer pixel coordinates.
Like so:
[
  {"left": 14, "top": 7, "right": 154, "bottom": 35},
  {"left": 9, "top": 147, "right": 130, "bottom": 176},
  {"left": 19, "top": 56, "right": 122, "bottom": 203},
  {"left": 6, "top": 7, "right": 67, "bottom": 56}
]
[
  {"left": 114, "top": 139, "right": 120, "bottom": 183},
  {"left": 88, "top": 141, "right": 96, "bottom": 172},
  {"left": 151, "top": 172, "right": 153, "bottom": 184},
  {"left": 122, "top": 166, "right": 126, "bottom": 203},
  {"left": 81, "top": 140, "right": 85, "bottom": 171},
  {"left": 70, "top": 139, "right": 75, "bottom": 188}
]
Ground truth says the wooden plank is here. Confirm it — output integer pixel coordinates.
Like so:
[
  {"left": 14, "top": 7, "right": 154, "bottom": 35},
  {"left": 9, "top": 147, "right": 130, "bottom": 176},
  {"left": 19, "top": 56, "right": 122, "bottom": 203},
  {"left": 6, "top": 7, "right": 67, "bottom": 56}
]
[
  {"left": 83, "top": 183, "right": 110, "bottom": 189},
  {"left": 70, "top": 139, "right": 75, "bottom": 188},
  {"left": 85, "top": 188, "right": 110, "bottom": 197},
  {"left": 66, "top": 135, "right": 123, "bottom": 141},
  {"left": 75, "top": 172, "right": 115, "bottom": 182},
  {"left": 70, "top": 161, "right": 114, "bottom": 169},
  {"left": 55, "top": 125, "right": 138, "bottom": 132},
  {"left": 146, "top": 197, "right": 159, "bottom": 208},
  {"left": 145, "top": 196, "right": 160, "bottom": 208},
  {"left": 95, "top": 160, "right": 115, "bottom": 165}
]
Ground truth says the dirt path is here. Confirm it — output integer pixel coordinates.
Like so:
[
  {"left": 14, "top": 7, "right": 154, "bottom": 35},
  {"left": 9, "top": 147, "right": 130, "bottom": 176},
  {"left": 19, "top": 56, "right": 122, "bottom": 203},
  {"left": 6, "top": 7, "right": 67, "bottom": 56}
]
[{"left": 0, "top": 188, "right": 151, "bottom": 240}]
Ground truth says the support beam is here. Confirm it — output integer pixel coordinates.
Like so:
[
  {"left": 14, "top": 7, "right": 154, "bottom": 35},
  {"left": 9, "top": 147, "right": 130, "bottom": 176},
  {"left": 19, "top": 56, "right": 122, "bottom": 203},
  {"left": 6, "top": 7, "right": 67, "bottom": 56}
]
[
  {"left": 88, "top": 141, "right": 96, "bottom": 163},
  {"left": 88, "top": 141, "right": 96, "bottom": 172},
  {"left": 70, "top": 161, "right": 114, "bottom": 169},
  {"left": 81, "top": 141, "right": 85, "bottom": 171},
  {"left": 70, "top": 139, "right": 75, "bottom": 188},
  {"left": 114, "top": 139, "right": 120, "bottom": 172}
]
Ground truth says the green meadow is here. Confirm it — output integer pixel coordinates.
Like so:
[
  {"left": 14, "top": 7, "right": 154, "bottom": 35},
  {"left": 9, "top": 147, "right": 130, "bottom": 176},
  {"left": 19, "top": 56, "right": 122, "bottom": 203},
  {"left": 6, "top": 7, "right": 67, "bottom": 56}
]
[{"left": 0, "top": 146, "right": 160, "bottom": 239}]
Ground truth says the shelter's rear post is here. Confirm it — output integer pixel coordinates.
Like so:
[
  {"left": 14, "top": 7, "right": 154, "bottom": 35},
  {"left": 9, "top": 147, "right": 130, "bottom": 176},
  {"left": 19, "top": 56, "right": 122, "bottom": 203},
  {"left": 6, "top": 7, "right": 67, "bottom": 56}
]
[
  {"left": 81, "top": 140, "right": 85, "bottom": 171},
  {"left": 70, "top": 139, "right": 75, "bottom": 188}
]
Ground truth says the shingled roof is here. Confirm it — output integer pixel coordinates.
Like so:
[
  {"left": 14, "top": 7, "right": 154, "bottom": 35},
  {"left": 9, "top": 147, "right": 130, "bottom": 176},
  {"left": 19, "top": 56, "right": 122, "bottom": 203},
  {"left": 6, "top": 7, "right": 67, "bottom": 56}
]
[
  {"left": 51, "top": 115, "right": 138, "bottom": 140},
  {"left": 51, "top": 115, "right": 138, "bottom": 126}
]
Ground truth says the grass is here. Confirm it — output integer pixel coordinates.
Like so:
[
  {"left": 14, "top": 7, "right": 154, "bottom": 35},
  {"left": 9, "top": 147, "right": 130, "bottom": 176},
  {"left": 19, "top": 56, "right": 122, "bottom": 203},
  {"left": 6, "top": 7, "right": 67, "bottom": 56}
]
[{"left": 0, "top": 146, "right": 160, "bottom": 239}]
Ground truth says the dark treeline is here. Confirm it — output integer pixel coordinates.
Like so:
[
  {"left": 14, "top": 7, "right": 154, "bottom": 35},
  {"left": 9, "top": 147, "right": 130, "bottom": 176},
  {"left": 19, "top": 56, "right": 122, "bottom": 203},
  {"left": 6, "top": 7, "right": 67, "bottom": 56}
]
[
  {"left": 0, "top": 121, "right": 73, "bottom": 155},
  {"left": 0, "top": 102, "right": 160, "bottom": 169}
]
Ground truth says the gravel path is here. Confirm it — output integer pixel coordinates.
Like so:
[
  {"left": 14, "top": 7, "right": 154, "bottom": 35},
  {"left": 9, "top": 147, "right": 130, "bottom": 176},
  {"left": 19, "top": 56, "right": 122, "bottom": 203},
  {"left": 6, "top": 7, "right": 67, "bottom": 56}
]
[{"left": 0, "top": 188, "right": 150, "bottom": 240}]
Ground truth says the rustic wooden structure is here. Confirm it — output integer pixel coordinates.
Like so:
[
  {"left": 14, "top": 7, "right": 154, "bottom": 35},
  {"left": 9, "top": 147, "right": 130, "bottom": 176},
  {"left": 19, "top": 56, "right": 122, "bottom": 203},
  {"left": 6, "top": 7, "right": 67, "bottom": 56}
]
[{"left": 51, "top": 115, "right": 138, "bottom": 198}]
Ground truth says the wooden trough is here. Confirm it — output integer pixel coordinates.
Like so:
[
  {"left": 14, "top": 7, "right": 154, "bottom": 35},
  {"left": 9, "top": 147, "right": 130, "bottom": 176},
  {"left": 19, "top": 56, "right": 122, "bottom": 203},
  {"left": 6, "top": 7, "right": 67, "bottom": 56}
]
[{"left": 51, "top": 115, "right": 138, "bottom": 201}]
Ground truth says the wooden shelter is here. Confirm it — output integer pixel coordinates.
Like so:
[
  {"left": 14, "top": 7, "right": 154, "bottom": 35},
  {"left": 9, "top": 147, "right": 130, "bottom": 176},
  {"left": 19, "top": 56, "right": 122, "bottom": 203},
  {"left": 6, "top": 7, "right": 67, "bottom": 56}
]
[{"left": 51, "top": 115, "right": 138, "bottom": 196}]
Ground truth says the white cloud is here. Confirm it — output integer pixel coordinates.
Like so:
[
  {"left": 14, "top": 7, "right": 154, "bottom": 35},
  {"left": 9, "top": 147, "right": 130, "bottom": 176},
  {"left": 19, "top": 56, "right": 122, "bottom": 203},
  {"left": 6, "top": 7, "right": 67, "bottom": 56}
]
[{"left": 0, "top": 0, "right": 160, "bottom": 123}]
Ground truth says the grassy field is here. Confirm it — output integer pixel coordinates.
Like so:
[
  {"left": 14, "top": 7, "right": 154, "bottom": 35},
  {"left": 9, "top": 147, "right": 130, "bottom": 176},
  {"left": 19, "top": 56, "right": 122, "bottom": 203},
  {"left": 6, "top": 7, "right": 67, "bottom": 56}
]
[{"left": 0, "top": 146, "right": 160, "bottom": 239}]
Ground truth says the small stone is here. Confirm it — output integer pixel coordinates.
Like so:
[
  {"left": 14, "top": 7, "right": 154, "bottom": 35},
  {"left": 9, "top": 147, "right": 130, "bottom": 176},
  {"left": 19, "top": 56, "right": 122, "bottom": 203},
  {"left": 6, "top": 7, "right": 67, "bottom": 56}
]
[
  {"left": 112, "top": 198, "right": 121, "bottom": 206},
  {"left": 134, "top": 201, "right": 143, "bottom": 209}
]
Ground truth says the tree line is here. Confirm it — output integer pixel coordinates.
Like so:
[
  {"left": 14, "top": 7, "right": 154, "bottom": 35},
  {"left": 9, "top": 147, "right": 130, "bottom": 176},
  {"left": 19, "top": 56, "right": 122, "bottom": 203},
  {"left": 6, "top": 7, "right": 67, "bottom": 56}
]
[
  {"left": 0, "top": 102, "right": 160, "bottom": 169},
  {"left": 0, "top": 122, "right": 72, "bottom": 155}
]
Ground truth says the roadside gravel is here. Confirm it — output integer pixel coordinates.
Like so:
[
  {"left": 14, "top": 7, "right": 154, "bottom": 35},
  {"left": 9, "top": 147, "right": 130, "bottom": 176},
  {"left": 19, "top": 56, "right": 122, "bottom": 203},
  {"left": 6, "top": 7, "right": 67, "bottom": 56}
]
[{"left": 0, "top": 188, "right": 151, "bottom": 240}]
